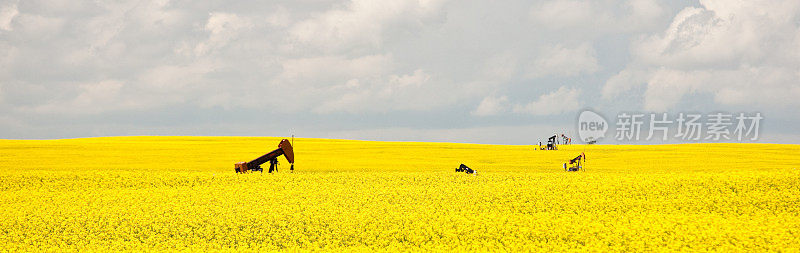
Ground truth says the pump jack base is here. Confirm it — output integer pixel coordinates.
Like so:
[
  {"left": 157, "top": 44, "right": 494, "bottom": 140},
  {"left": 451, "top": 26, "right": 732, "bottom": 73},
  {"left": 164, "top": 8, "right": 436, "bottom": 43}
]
[{"left": 235, "top": 162, "right": 249, "bottom": 173}]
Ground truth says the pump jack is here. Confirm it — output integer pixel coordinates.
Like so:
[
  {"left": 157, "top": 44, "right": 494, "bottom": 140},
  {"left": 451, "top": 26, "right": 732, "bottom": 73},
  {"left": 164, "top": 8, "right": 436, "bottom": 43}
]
[
  {"left": 235, "top": 139, "right": 295, "bottom": 173},
  {"left": 564, "top": 153, "right": 585, "bottom": 172}
]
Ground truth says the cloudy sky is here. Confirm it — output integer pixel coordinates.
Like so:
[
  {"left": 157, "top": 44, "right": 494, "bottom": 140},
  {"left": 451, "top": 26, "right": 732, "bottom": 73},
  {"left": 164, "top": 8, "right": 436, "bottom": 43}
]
[{"left": 0, "top": 0, "right": 798, "bottom": 144}]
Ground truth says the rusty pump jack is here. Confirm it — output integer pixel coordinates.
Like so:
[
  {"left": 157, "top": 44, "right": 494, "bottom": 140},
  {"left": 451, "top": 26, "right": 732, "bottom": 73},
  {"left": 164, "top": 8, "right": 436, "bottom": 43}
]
[
  {"left": 564, "top": 152, "right": 585, "bottom": 172},
  {"left": 235, "top": 139, "right": 294, "bottom": 173}
]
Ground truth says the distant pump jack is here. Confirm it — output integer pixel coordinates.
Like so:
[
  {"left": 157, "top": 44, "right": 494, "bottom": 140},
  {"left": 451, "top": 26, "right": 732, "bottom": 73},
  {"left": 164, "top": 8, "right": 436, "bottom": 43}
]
[
  {"left": 456, "top": 164, "right": 477, "bottom": 175},
  {"left": 564, "top": 153, "right": 585, "bottom": 172}
]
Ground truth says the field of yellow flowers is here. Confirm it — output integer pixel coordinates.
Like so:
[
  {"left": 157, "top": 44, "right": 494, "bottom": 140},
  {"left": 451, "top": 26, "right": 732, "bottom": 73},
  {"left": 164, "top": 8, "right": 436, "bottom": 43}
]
[{"left": 1, "top": 136, "right": 799, "bottom": 251}]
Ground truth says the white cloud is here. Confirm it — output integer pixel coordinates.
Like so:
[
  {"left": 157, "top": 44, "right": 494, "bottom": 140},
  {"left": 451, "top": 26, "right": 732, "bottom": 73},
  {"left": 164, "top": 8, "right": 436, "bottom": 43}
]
[
  {"left": 277, "top": 54, "right": 393, "bottom": 87},
  {"left": 289, "top": 0, "right": 447, "bottom": 53},
  {"left": 265, "top": 6, "right": 291, "bottom": 28},
  {"left": 530, "top": 0, "right": 595, "bottom": 30},
  {"left": 139, "top": 61, "right": 216, "bottom": 92},
  {"left": 194, "top": 12, "right": 253, "bottom": 56},
  {"left": 307, "top": 124, "right": 573, "bottom": 145},
  {"left": 604, "top": 0, "right": 800, "bottom": 110},
  {"left": 0, "top": 2, "right": 18, "bottom": 31},
  {"left": 0, "top": 41, "right": 14, "bottom": 81},
  {"left": 482, "top": 53, "right": 519, "bottom": 82},
  {"left": 24, "top": 80, "right": 145, "bottom": 114},
  {"left": 641, "top": 67, "right": 800, "bottom": 111},
  {"left": 641, "top": 68, "right": 704, "bottom": 111},
  {"left": 514, "top": 86, "right": 581, "bottom": 115},
  {"left": 628, "top": 0, "right": 665, "bottom": 23},
  {"left": 530, "top": 0, "right": 665, "bottom": 34},
  {"left": 601, "top": 68, "right": 648, "bottom": 99},
  {"left": 471, "top": 96, "right": 509, "bottom": 116},
  {"left": 1, "top": 0, "right": 797, "bottom": 142},
  {"left": 313, "top": 69, "right": 435, "bottom": 113},
  {"left": 13, "top": 13, "right": 65, "bottom": 38},
  {"left": 22, "top": 61, "right": 222, "bottom": 115},
  {"left": 526, "top": 43, "right": 599, "bottom": 78}
]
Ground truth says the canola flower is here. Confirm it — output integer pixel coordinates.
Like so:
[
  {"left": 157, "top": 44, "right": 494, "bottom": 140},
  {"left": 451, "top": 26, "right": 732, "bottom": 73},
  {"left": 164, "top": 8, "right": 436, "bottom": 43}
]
[{"left": 1, "top": 136, "right": 799, "bottom": 251}]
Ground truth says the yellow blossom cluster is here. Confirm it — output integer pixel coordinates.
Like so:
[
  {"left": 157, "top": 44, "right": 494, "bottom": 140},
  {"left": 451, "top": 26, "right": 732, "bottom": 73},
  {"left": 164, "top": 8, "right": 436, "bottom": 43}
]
[{"left": 1, "top": 137, "right": 799, "bottom": 251}]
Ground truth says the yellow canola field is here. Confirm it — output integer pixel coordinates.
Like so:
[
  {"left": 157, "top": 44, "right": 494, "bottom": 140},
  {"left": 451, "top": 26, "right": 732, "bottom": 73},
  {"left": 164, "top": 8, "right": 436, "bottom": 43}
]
[{"left": 1, "top": 136, "right": 799, "bottom": 251}]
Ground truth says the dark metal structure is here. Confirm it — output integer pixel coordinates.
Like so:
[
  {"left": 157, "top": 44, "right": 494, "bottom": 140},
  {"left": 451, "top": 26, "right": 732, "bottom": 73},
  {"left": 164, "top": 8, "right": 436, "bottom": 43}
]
[
  {"left": 546, "top": 135, "right": 558, "bottom": 150},
  {"left": 235, "top": 139, "right": 295, "bottom": 173},
  {"left": 456, "top": 164, "right": 476, "bottom": 174},
  {"left": 564, "top": 153, "right": 585, "bottom": 172}
]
